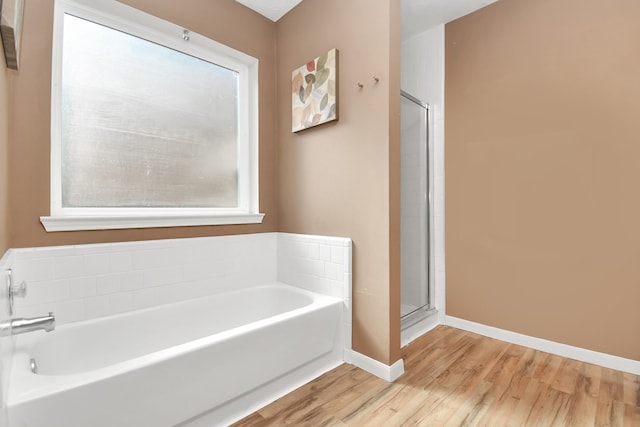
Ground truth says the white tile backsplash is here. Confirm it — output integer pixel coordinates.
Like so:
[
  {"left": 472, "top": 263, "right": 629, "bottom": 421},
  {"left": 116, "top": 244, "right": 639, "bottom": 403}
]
[
  {"left": 7, "top": 234, "right": 270, "bottom": 324},
  {"left": 331, "top": 246, "right": 344, "bottom": 264},
  {"left": 319, "top": 244, "right": 331, "bottom": 262},
  {"left": 132, "top": 248, "right": 172, "bottom": 270},
  {"left": 120, "top": 271, "right": 144, "bottom": 292},
  {"left": 108, "top": 252, "right": 133, "bottom": 273},
  {"left": 14, "top": 257, "right": 53, "bottom": 283},
  {"left": 68, "top": 277, "right": 97, "bottom": 299},
  {"left": 142, "top": 266, "right": 180, "bottom": 288},
  {"left": 55, "top": 299, "right": 85, "bottom": 324},
  {"left": 53, "top": 256, "right": 85, "bottom": 280},
  {"left": 276, "top": 232, "right": 352, "bottom": 351},
  {"left": 4, "top": 232, "right": 352, "bottom": 354},
  {"left": 84, "top": 295, "right": 112, "bottom": 319},
  {"left": 324, "top": 262, "right": 338, "bottom": 280},
  {"left": 22, "top": 280, "right": 69, "bottom": 305},
  {"left": 108, "top": 292, "right": 133, "bottom": 314},
  {"left": 132, "top": 288, "right": 160, "bottom": 311},
  {"left": 95, "top": 274, "right": 122, "bottom": 295},
  {"left": 83, "top": 253, "right": 111, "bottom": 276},
  {"left": 0, "top": 252, "right": 15, "bottom": 414}
]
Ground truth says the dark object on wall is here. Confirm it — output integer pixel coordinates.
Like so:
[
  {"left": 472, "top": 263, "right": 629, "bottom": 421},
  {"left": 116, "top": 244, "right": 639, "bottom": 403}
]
[{"left": 0, "top": 0, "right": 24, "bottom": 70}]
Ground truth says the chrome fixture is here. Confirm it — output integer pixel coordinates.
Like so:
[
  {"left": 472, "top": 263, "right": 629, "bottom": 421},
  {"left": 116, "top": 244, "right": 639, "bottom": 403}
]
[
  {"left": 0, "top": 312, "right": 55, "bottom": 337},
  {"left": 1, "top": 270, "right": 55, "bottom": 337},
  {"left": 5, "top": 269, "right": 27, "bottom": 315},
  {"left": 30, "top": 358, "right": 38, "bottom": 374}
]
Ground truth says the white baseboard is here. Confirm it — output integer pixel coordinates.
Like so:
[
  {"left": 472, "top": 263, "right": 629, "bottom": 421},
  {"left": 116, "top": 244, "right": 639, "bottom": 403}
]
[
  {"left": 445, "top": 316, "right": 640, "bottom": 376},
  {"left": 348, "top": 350, "right": 405, "bottom": 382}
]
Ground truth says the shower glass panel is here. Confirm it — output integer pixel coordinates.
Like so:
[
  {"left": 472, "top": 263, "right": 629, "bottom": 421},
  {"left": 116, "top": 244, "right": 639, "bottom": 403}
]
[{"left": 400, "top": 91, "right": 430, "bottom": 320}]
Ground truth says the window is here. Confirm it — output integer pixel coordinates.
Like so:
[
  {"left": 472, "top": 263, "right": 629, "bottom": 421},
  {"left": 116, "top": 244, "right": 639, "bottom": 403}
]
[{"left": 41, "top": 0, "right": 263, "bottom": 231}]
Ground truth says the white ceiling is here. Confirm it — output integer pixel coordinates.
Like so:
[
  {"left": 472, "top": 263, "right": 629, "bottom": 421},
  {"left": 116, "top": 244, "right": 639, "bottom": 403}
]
[
  {"left": 401, "top": 0, "right": 498, "bottom": 40},
  {"left": 234, "top": 0, "right": 498, "bottom": 39},
  {"left": 234, "top": 0, "right": 303, "bottom": 22}
]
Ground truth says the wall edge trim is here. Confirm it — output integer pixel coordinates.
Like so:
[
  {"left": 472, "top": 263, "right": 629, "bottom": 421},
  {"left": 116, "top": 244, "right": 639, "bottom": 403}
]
[
  {"left": 445, "top": 316, "right": 640, "bottom": 375},
  {"left": 401, "top": 310, "right": 441, "bottom": 348},
  {"left": 347, "top": 350, "right": 404, "bottom": 382}
]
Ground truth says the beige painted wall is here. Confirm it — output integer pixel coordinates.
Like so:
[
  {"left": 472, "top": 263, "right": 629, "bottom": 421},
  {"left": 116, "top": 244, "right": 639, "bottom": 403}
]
[
  {"left": 277, "top": 0, "right": 401, "bottom": 364},
  {"left": 7, "top": 0, "right": 278, "bottom": 249},
  {"left": 446, "top": 0, "right": 640, "bottom": 360},
  {"left": 0, "top": 47, "right": 8, "bottom": 255},
  {"left": 5, "top": 0, "right": 401, "bottom": 366}
]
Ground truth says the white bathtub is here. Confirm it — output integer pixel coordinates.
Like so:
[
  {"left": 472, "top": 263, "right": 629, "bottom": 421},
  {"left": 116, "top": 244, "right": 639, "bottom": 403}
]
[{"left": 7, "top": 283, "right": 343, "bottom": 427}]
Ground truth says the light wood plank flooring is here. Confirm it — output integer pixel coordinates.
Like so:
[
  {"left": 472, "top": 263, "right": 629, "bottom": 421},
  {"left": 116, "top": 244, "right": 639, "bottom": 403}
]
[{"left": 232, "top": 325, "right": 640, "bottom": 426}]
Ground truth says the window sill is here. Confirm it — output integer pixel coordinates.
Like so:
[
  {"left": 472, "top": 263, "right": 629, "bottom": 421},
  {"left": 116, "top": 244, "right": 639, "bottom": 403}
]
[{"left": 40, "top": 213, "right": 266, "bottom": 232}]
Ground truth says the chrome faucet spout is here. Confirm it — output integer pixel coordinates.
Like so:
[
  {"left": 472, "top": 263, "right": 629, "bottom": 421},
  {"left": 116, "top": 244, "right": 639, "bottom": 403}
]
[{"left": 3, "top": 312, "right": 56, "bottom": 336}]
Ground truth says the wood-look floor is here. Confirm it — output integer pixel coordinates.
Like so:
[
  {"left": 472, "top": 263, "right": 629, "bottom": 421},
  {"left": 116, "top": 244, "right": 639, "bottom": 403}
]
[{"left": 232, "top": 325, "right": 640, "bottom": 426}]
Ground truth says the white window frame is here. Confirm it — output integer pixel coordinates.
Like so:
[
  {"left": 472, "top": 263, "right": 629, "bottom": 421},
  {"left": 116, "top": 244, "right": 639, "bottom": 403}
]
[{"left": 41, "top": 0, "right": 263, "bottom": 232}]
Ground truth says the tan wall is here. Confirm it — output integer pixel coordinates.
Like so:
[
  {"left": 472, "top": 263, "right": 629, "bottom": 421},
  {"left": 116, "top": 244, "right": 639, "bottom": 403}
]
[
  {"left": 6, "top": 0, "right": 401, "bottom": 365},
  {"left": 7, "top": 0, "right": 278, "bottom": 249},
  {"left": 446, "top": 0, "right": 640, "bottom": 360},
  {"left": 0, "top": 47, "right": 8, "bottom": 255},
  {"left": 277, "top": 0, "right": 401, "bottom": 364}
]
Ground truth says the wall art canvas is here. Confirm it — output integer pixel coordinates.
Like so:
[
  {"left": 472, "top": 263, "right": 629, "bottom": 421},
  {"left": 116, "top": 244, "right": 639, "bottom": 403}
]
[
  {"left": 0, "top": 0, "right": 24, "bottom": 70},
  {"left": 291, "top": 48, "right": 338, "bottom": 132}
]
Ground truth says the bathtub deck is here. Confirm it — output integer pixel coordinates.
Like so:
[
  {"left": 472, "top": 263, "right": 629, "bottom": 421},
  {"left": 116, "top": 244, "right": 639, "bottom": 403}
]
[{"left": 232, "top": 325, "right": 640, "bottom": 426}]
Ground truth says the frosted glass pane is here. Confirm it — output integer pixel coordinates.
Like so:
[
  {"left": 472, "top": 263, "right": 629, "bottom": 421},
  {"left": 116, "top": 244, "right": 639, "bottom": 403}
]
[{"left": 61, "top": 14, "right": 239, "bottom": 208}]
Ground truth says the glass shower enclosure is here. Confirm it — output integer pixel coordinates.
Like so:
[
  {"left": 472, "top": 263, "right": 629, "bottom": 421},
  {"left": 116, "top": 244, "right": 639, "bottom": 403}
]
[{"left": 400, "top": 90, "right": 432, "bottom": 324}]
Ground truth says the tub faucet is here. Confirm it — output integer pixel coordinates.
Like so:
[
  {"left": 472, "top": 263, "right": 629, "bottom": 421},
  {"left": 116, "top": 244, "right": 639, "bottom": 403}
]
[{"left": 0, "top": 312, "right": 56, "bottom": 336}]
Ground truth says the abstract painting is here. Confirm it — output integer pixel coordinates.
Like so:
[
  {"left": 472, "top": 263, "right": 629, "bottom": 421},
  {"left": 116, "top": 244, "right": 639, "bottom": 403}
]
[{"left": 292, "top": 48, "right": 338, "bottom": 132}]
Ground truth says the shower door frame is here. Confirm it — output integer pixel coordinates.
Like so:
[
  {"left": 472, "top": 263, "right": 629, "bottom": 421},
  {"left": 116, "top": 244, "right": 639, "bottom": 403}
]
[{"left": 400, "top": 90, "right": 435, "bottom": 328}]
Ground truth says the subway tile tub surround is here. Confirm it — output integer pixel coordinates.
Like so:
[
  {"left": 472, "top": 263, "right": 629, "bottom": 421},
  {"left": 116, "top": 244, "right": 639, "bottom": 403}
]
[
  {"left": 0, "top": 251, "right": 15, "bottom": 427},
  {"left": 9, "top": 233, "right": 351, "bottom": 327},
  {"left": 0, "top": 232, "right": 352, "bottom": 426}
]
